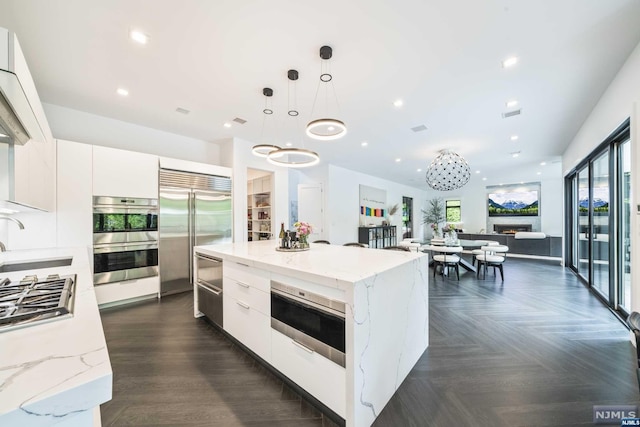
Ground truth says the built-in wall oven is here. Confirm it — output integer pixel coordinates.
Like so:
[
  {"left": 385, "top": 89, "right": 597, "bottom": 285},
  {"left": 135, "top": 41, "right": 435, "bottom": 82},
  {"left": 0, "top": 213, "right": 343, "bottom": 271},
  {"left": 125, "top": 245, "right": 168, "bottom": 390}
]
[
  {"left": 270, "top": 281, "right": 346, "bottom": 367},
  {"left": 93, "top": 196, "right": 159, "bottom": 285}
]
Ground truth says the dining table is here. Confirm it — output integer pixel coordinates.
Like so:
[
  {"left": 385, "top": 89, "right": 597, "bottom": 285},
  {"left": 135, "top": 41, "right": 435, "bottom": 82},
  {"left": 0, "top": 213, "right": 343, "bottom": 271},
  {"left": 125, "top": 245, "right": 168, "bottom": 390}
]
[{"left": 421, "top": 239, "right": 489, "bottom": 273}]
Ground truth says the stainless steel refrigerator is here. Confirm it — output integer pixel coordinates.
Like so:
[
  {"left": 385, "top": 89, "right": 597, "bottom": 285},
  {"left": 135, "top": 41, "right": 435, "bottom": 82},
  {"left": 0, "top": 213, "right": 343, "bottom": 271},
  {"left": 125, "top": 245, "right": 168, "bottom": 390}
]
[{"left": 159, "top": 169, "right": 232, "bottom": 296}]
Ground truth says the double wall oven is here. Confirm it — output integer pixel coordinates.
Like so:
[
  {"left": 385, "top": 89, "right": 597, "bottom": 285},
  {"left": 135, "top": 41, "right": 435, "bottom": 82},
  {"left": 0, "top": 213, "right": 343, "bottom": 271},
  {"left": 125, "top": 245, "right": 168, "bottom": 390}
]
[{"left": 93, "top": 196, "right": 159, "bottom": 285}]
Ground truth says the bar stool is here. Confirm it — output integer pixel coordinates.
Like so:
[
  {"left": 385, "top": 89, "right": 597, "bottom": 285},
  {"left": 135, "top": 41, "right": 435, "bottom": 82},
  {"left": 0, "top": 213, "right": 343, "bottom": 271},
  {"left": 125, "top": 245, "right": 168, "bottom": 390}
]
[{"left": 476, "top": 245, "right": 509, "bottom": 281}]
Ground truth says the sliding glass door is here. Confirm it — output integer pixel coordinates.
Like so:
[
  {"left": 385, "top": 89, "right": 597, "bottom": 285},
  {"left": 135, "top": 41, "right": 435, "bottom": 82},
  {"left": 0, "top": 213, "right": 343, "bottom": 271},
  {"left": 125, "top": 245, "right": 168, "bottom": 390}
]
[{"left": 565, "top": 120, "right": 629, "bottom": 316}]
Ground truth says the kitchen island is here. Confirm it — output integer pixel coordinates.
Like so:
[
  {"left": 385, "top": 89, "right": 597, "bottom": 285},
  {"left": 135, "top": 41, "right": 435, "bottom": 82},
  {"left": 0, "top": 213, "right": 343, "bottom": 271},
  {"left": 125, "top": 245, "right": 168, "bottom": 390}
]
[
  {"left": 194, "top": 240, "right": 429, "bottom": 427},
  {"left": 0, "top": 247, "right": 112, "bottom": 427}
]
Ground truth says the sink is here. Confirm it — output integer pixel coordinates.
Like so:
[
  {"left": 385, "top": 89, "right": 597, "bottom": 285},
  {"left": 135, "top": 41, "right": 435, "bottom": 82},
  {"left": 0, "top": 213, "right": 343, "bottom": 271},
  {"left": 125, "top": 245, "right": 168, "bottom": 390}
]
[{"left": 0, "top": 257, "right": 73, "bottom": 273}]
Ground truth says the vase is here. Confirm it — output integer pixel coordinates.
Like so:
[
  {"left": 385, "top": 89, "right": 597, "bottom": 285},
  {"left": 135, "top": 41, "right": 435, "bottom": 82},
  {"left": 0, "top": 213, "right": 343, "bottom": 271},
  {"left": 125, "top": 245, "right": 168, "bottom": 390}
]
[{"left": 299, "top": 234, "right": 309, "bottom": 248}]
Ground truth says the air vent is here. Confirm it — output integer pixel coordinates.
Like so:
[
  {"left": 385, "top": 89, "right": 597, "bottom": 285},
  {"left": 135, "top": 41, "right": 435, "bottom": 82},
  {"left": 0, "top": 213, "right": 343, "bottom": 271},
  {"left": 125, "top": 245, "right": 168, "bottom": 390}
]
[
  {"left": 502, "top": 109, "right": 521, "bottom": 118},
  {"left": 233, "top": 117, "right": 247, "bottom": 124},
  {"left": 176, "top": 107, "right": 190, "bottom": 115},
  {"left": 411, "top": 124, "right": 428, "bottom": 133}
]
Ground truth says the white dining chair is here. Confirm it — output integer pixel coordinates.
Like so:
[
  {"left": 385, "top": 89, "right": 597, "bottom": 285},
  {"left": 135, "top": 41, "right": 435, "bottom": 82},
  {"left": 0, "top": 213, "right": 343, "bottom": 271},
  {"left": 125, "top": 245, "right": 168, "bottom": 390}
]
[
  {"left": 427, "top": 245, "right": 463, "bottom": 280},
  {"left": 476, "top": 245, "right": 509, "bottom": 281}
]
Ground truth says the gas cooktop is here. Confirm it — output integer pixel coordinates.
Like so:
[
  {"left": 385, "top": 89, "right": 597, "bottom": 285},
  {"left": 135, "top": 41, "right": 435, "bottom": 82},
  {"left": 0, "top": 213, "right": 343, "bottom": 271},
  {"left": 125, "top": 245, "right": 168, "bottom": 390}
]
[{"left": 0, "top": 274, "right": 76, "bottom": 333}]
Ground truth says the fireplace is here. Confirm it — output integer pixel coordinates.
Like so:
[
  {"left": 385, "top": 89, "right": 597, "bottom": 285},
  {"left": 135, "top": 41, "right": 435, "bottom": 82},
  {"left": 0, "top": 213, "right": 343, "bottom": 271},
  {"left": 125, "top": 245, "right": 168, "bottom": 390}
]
[{"left": 494, "top": 224, "right": 532, "bottom": 234}]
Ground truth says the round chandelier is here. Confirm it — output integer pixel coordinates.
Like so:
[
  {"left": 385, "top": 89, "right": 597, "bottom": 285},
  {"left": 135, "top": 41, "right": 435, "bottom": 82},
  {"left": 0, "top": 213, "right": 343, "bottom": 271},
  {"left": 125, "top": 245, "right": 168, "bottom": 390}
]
[
  {"left": 251, "top": 144, "right": 280, "bottom": 158},
  {"left": 252, "top": 88, "right": 281, "bottom": 158},
  {"left": 425, "top": 150, "right": 471, "bottom": 191}
]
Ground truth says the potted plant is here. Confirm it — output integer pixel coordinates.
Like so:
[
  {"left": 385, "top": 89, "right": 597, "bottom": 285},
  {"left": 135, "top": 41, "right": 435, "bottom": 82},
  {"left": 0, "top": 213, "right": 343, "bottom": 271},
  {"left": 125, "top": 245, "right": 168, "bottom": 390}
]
[{"left": 422, "top": 198, "right": 445, "bottom": 238}]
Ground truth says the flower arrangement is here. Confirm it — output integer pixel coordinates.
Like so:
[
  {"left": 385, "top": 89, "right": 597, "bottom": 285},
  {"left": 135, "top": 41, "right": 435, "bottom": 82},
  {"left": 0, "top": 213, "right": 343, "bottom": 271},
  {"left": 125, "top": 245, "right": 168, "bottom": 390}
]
[{"left": 294, "top": 221, "right": 313, "bottom": 246}]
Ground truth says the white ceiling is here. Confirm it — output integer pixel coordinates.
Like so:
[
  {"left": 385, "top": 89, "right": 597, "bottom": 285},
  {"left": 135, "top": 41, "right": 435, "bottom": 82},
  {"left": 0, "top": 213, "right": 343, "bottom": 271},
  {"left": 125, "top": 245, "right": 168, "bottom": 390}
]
[{"left": 2, "top": 0, "right": 640, "bottom": 189}]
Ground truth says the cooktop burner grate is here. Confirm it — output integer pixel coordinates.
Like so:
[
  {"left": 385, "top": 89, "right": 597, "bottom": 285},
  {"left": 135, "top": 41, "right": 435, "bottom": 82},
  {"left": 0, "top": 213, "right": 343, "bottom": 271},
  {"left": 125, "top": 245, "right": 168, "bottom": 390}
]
[{"left": 0, "top": 274, "right": 76, "bottom": 331}]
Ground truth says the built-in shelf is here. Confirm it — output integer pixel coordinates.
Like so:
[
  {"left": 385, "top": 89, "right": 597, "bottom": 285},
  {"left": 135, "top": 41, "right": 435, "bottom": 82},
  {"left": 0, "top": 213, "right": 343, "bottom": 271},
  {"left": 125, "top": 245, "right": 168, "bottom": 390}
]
[{"left": 247, "top": 174, "right": 273, "bottom": 242}]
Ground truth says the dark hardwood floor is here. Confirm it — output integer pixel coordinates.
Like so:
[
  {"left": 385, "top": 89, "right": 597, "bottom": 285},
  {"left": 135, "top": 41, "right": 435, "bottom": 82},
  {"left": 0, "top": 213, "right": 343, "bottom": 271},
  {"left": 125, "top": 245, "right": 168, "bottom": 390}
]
[{"left": 100, "top": 258, "right": 639, "bottom": 426}]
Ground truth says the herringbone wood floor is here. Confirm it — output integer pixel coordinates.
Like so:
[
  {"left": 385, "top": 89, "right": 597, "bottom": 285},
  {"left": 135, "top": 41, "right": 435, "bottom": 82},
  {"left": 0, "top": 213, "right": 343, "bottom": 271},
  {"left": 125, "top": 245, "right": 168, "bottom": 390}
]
[{"left": 100, "top": 258, "right": 638, "bottom": 426}]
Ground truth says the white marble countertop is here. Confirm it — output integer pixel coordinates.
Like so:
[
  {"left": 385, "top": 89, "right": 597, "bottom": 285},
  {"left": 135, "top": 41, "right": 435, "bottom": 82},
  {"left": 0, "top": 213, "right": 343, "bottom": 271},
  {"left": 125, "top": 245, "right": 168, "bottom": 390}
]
[
  {"left": 195, "top": 240, "right": 426, "bottom": 288},
  {"left": 0, "top": 247, "right": 112, "bottom": 426}
]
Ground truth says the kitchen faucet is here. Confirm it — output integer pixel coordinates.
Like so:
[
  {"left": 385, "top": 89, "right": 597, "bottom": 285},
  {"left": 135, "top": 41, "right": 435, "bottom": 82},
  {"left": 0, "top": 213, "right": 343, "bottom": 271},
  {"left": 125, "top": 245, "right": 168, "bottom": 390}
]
[{"left": 0, "top": 216, "right": 25, "bottom": 252}]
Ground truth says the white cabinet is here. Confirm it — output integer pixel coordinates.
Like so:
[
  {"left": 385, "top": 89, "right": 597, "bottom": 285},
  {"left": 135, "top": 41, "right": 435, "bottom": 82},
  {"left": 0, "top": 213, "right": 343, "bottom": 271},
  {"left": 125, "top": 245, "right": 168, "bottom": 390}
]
[
  {"left": 92, "top": 145, "right": 158, "bottom": 198},
  {"left": 56, "top": 140, "right": 92, "bottom": 247},
  {"left": 94, "top": 276, "right": 159, "bottom": 306},
  {"left": 223, "top": 262, "right": 271, "bottom": 362},
  {"left": 12, "top": 137, "right": 56, "bottom": 211},
  {"left": 271, "top": 329, "right": 346, "bottom": 417}
]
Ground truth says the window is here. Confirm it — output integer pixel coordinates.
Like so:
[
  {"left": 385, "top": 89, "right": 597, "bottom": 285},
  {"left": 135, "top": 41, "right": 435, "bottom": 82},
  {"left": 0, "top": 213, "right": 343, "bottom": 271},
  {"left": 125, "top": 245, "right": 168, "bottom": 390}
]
[{"left": 446, "top": 200, "right": 461, "bottom": 223}]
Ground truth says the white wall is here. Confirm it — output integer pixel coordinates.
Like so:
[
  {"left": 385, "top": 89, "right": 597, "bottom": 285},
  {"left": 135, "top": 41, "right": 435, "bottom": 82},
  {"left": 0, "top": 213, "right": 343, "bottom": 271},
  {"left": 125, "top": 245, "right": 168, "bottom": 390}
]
[
  {"left": 561, "top": 40, "right": 640, "bottom": 313},
  {"left": 424, "top": 176, "right": 563, "bottom": 237},
  {"left": 43, "top": 103, "right": 226, "bottom": 166},
  {"left": 297, "top": 164, "right": 429, "bottom": 245},
  {"left": 563, "top": 41, "right": 640, "bottom": 174},
  {"left": 229, "top": 138, "right": 290, "bottom": 243}
]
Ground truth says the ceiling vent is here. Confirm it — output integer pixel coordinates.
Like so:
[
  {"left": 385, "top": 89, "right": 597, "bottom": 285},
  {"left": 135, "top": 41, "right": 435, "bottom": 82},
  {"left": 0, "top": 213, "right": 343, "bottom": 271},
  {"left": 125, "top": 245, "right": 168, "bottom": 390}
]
[
  {"left": 411, "top": 124, "right": 428, "bottom": 133},
  {"left": 175, "top": 107, "right": 190, "bottom": 115},
  {"left": 233, "top": 117, "right": 247, "bottom": 124},
  {"left": 501, "top": 109, "right": 521, "bottom": 119}
]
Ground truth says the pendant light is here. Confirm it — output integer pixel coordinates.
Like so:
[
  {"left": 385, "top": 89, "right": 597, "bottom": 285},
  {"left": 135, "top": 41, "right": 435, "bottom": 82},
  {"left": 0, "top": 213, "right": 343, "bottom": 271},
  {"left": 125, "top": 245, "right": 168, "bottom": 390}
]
[
  {"left": 267, "top": 69, "right": 320, "bottom": 168},
  {"left": 306, "top": 45, "right": 347, "bottom": 141},
  {"left": 425, "top": 150, "right": 471, "bottom": 191},
  {"left": 252, "top": 87, "right": 281, "bottom": 158}
]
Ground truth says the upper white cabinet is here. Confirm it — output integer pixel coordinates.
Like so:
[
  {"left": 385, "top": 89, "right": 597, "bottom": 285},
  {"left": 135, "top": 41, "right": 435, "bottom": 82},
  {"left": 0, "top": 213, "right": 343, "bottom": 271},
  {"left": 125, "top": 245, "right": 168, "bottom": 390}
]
[
  {"left": 92, "top": 145, "right": 158, "bottom": 198},
  {"left": 12, "top": 137, "right": 56, "bottom": 212}
]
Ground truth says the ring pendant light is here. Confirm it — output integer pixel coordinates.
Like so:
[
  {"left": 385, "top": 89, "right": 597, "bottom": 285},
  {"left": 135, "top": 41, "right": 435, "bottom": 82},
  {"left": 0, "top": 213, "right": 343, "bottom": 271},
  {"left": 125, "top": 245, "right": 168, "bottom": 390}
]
[
  {"left": 267, "top": 69, "right": 320, "bottom": 168},
  {"left": 252, "top": 87, "right": 281, "bottom": 158},
  {"left": 306, "top": 45, "right": 347, "bottom": 141}
]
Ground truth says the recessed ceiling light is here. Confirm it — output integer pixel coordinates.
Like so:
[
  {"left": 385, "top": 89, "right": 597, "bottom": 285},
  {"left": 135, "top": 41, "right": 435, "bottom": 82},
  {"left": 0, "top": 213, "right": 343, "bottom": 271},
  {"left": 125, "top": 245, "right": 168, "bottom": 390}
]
[
  {"left": 482, "top": 177, "right": 487, "bottom": 181},
  {"left": 116, "top": 88, "right": 129, "bottom": 96},
  {"left": 395, "top": 158, "right": 401, "bottom": 162},
  {"left": 505, "top": 100, "right": 519, "bottom": 108},
  {"left": 130, "top": 29, "right": 149, "bottom": 45},
  {"left": 540, "top": 161, "right": 546, "bottom": 166},
  {"left": 393, "top": 99, "right": 403, "bottom": 108},
  {"left": 537, "top": 172, "right": 542, "bottom": 175},
  {"left": 361, "top": 141, "right": 368, "bottom": 147},
  {"left": 502, "top": 56, "right": 518, "bottom": 68},
  {"left": 285, "top": 142, "right": 293, "bottom": 147},
  {"left": 417, "top": 168, "right": 422, "bottom": 172},
  {"left": 223, "top": 122, "right": 232, "bottom": 128},
  {"left": 510, "top": 135, "right": 519, "bottom": 141},
  {"left": 475, "top": 170, "right": 480, "bottom": 174},
  {"left": 511, "top": 151, "right": 520, "bottom": 158}
]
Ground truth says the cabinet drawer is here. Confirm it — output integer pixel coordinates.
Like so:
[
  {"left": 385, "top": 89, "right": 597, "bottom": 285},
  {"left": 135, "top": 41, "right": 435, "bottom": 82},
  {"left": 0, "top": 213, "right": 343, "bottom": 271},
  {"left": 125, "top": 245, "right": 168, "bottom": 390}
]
[
  {"left": 223, "top": 262, "right": 270, "bottom": 293},
  {"left": 271, "top": 329, "right": 346, "bottom": 417},
  {"left": 224, "top": 294, "right": 271, "bottom": 363},
  {"left": 224, "top": 277, "right": 270, "bottom": 316},
  {"left": 95, "top": 276, "right": 159, "bottom": 306}
]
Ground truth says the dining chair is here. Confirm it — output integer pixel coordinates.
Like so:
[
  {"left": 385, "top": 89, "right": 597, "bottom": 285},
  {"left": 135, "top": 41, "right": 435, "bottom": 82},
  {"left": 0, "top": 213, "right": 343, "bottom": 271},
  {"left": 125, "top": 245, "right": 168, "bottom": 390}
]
[
  {"left": 343, "top": 242, "right": 367, "bottom": 248},
  {"left": 476, "top": 245, "right": 509, "bottom": 281},
  {"left": 382, "top": 245, "right": 411, "bottom": 252},
  {"left": 313, "top": 240, "right": 331, "bottom": 244},
  {"left": 428, "top": 245, "right": 463, "bottom": 280},
  {"left": 471, "top": 240, "right": 500, "bottom": 266}
]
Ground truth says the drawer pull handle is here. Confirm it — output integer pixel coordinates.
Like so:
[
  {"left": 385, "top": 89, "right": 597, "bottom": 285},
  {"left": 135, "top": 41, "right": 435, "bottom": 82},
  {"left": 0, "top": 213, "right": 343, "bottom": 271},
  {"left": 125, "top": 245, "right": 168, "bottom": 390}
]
[
  {"left": 236, "top": 301, "right": 250, "bottom": 309},
  {"left": 236, "top": 262, "right": 250, "bottom": 267},
  {"left": 292, "top": 339, "right": 315, "bottom": 354},
  {"left": 237, "top": 282, "right": 250, "bottom": 288}
]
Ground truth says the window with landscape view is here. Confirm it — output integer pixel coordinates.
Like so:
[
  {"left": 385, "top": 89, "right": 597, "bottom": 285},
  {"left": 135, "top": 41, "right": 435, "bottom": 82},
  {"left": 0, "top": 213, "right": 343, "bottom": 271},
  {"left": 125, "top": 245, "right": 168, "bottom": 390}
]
[{"left": 446, "top": 200, "right": 461, "bottom": 222}]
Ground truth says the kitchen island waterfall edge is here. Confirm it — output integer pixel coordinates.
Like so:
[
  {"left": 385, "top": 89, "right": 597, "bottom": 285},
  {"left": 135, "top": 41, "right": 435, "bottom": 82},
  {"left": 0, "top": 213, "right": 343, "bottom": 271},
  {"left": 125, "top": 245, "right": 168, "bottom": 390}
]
[{"left": 193, "top": 240, "right": 429, "bottom": 427}]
